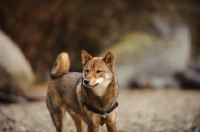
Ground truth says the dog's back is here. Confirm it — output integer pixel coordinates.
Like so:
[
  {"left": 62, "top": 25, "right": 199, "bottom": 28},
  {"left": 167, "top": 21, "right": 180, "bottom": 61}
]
[
  {"left": 46, "top": 52, "right": 83, "bottom": 116},
  {"left": 47, "top": 72, "right": 82, "bottom": 114}
]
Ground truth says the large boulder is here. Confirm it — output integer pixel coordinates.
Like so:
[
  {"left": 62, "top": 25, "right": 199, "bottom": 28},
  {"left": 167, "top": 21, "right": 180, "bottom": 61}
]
[{"left": 0, "top": 30, "right": 35, "bottom": 93}]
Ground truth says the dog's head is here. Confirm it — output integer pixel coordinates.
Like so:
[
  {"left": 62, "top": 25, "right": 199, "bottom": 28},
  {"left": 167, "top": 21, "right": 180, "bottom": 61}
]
[{"left": 81, "top": 50, "right": 114, "bottom": 91}]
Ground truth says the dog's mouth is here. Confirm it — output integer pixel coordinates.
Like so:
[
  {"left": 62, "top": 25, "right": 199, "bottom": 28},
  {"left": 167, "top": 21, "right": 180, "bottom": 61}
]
[
  {"left": 84, "top": 83, "right": 99, "bottom": 88},
  {"left": 88, "top": 83, "right": 99, "bottom": 88},
  {"left": 93, "top": 83, "right": 99, "bottom": 87}
]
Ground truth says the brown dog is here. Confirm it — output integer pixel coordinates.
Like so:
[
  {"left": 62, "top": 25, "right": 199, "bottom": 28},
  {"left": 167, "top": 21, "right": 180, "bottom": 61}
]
[{"left": 46, "top": 50, "right": 119, "bottom": 132}]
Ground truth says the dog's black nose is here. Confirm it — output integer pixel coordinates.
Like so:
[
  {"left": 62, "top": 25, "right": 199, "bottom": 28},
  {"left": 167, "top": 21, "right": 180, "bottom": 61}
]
[{"left": 84, "top": 79, "right": 90, "bottom": 85}]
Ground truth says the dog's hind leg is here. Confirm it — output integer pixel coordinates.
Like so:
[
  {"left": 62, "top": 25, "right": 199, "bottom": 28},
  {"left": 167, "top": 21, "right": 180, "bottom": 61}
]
[{"left": 49, "top": 105, "right": 66, "bottom": 132}]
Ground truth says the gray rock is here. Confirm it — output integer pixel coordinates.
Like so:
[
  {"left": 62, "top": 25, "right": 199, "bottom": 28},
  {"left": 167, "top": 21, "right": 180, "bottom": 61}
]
[{"left": 0, "top": 30, "right": 34, "bottom": 89}]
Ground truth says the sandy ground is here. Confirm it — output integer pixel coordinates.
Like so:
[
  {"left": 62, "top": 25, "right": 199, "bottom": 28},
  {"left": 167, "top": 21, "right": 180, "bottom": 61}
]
[{"left": 0, "top": 89, "right": 200, "bottom": 132}]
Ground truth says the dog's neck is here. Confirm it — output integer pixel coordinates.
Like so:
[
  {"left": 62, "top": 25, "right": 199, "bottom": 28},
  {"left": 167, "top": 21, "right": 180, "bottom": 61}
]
[{"left": 81, "top": 74, "right": 118, "bottom": 112}]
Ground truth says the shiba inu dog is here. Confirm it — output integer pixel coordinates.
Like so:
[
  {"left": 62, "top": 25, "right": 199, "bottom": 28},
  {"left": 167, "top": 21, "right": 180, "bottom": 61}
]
[{"left": 46, "top": 50, "right": 119, "bottom": 132}]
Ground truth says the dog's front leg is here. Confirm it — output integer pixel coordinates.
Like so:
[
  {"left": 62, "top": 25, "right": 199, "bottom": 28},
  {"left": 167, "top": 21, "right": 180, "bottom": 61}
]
[
  {"left": 105, "top": 109, "right": 118, "bottom": 132},
  {"left": 106, "top": 120, "right": 117, "bottom": 132},
  {"left": 85, "top": 112, "right": 101, "bottom": 132},
  {"left": 87, "top": 124, "right": 99, "bottom": 132}
]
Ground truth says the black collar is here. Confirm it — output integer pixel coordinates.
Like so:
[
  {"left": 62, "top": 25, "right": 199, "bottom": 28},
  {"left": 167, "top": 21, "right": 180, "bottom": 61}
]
[{"left": 82, "top": 102, "right": 118, "bottom": 117}]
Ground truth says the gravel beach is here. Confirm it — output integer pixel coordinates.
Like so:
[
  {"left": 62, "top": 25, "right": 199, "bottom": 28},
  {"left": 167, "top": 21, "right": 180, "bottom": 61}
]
[{"left": 0, "top": 89, "right": 200, "bottom": 132}]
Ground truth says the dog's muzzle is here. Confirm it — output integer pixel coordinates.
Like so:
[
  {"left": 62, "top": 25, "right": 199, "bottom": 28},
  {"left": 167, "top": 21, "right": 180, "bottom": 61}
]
[{"left": 83, "top": 79, "right": 99, "bottom": 88}]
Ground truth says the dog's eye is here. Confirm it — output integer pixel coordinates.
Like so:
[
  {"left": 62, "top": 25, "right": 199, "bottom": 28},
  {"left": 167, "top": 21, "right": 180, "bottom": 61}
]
[
  {"left": 96, "top": 70, "right": 102, "bottom": 73},
  {"left": 85, "top": 70, "right": 89, "bottom": 73}
]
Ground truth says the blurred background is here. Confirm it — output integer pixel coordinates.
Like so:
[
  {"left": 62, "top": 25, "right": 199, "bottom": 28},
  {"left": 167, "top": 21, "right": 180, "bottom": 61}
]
[
  {"left": 1, "top": 0, "right": 200, "bottom": 96},
  {"left": 0, "top": 0, "right": 200, "bottom": 99},
  {"left": 0, "top": 0, "right": 200, "bottom": 131}
]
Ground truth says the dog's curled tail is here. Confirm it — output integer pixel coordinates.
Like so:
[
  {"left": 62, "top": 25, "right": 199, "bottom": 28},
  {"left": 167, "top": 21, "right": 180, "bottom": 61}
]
[{"left": 50, "top": 52, "right": 70, "bottom": 78}]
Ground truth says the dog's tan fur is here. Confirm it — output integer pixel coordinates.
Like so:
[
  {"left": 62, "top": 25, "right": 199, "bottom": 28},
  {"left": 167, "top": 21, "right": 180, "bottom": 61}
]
[{"left": 46, "top": 50, "right": 118, "bottom": 132}]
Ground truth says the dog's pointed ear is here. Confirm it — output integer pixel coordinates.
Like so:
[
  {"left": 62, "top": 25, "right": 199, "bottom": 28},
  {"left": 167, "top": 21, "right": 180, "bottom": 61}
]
[
  {"left": 81, "top": 50, "right": 92, "bottom": 65},
  {"left": 103, "top": 52, "right": 115, "bottom": 71}
]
